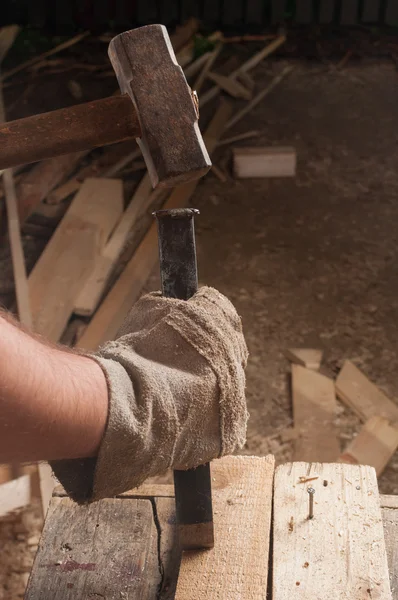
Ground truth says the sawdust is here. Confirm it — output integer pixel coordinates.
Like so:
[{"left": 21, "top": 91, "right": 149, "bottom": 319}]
[{"left": 0, "top": 501, "right": 43, "bottom": 600}]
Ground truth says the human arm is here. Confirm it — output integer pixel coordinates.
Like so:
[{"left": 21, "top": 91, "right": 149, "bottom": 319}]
[
  {"left": 0, "top": 311, "right": 108, "bottom": 464},
  {"left": 0, "top": 287, "right": 248, "bottom": 503}
]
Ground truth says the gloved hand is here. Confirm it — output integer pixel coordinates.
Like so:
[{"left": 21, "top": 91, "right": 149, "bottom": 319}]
[{"left": 51, "top": 286, "right": 248, "bottom": 502}]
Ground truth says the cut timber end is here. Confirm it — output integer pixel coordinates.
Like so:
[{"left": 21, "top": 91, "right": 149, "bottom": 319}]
[
  {"left": 273, "top": 462, "right": 392, "bottom": 600},
  {"left": 336, "top": 360, "right": 398, "bottom": 423},
  {"left": 174, "top": 455, "right": 275, "bottom": 600},
  {"left": 339, "top": 416, "right": 398, "bottom": 476},
  {"left": 233, "top": 146, "right": 296, "bottom": 179},
  {"left": 285, "top": 347, "right": 323, "bottom": 370},
  {"left": 292, "top": 364, "right": 339, "bottom": 462}
]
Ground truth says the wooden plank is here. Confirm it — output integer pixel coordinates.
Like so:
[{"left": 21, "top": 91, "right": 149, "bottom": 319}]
[
  {"left": 29, "top": 178, "right": 123, "bottom": 341},
  {"left": 208, "top": 71, "right": 252, "bottom": 99},
  {"left": 296, "top": 0, "right": 313, "bottom": 23},
  {"left": 336, "top": 360, "right": 398, "bottom": 423},
  {"left": 174, "top": 455, "right": 274, "bottom": 600},
  {"left": 341, "top": 0, "right": 359, "bottom": 24},
  {"left": 382, "top": 506, "right": 398, "bottom": 600},
  {"left": 54, "top": 482, "right": 175, "bottom": 498},
  {"left": 78, "top": 101, "right": 233, "bottom": 350},
  {"left": 292, "top": 364, "right": 340, "bottom": 462},
  {"left": 25, "top": 496, "right": 157, "bottom": 600},
  {"left": 285, "top": 348, "right": 323, "bottom": 370},
  {"left": 200, "top": 35, "right": 287, "bottom": 108},
  {"left": 0, "top": 474, "right": 31, "bottom": 517},
  {"left": 193, "top": 44, "right": 223, "bottom": 94},
  {"left": 74, "top": 174, "right": 156, "bottom": 316},
  {"left": 339, "top": 416, "right": 398, "bottom": 476},
  {"left": 382, "top": 495, "right": 398, "bottom": 509},
  {"left": 319, "top": 0, "right": 335, "bottom": 23},
  {"left": 362, "top": 0, "right": 381, "bottom": 22},
  {"left": 233, "top": 146, "right": 296, "bottom": 178},
  {"left": 273, "top": 462, "right": 392, "bottom": 600},
  {"left": 17, "top": 151, "right": 88, "bottom": 222}
]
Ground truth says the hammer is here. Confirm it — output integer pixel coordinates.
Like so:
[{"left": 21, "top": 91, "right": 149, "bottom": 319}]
[{"left": 0, "top": 25, "right": 211, "bottom": 188}]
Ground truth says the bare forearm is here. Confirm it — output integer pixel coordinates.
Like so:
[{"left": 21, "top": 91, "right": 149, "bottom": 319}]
[{"left": 0, "top": 313, "right": 108, "bottom": 463}]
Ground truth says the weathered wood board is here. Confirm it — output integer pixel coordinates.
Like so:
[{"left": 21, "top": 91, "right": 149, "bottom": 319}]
[
  {"left": 339, "top": 416, "right": 398, "bottom": 475},
  {"left": 273, "top": 462, "right": 392, "bottom": 600},
  {"left": 25, "top": 497, "right": 158, "bottom": 599},
  {"left": 174, "top": 455, "right": 275, "bottom": 600},
  {"left": 336, "top": 360, "right": 398, "bottom": 423}
]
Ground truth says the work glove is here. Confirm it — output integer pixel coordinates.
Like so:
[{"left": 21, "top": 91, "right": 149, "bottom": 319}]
[{"left": 51, "top": 286, "right": 248, "bottom": 502}]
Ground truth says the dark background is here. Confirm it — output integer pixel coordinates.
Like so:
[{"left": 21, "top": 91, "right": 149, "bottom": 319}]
[{"left": 0, "top": 1, "right": 397, "bottom": 32}]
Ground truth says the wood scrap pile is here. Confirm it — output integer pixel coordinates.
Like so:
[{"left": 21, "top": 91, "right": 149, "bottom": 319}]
[
  {"left": 286, "top": 348, "right": 398, "bottom": 477},
  {"left": 0, "top": 21, "right": 293, "bottom": 514}
]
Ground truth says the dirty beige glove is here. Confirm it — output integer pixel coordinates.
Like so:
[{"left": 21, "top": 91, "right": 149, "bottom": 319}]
[{"left": 51, "top": 287, "right": 248, "bottom": 502}]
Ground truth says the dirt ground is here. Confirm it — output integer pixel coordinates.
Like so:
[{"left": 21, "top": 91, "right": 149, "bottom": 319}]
[
  {"left": 193, "top": 59, "right": 398, "bottom": 496},
  {"left": 2, "top": 49, "right": 398, "bottom": 597}
]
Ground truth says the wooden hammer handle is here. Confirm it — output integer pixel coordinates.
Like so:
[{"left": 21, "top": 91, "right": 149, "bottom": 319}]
[{"left": 0, "top": 94, "right": 140, "bottom": 170}]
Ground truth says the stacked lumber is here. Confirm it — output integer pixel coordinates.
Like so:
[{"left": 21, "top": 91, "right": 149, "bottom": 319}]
[
  {"left": 25, "top": 457, "right": 395, "bottom": 599},
  {"left": 285, "top": 348, "right": 398, "bottom": 477}
]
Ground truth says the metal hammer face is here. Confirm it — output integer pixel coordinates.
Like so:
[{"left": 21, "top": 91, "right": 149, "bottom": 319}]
[{"left": 109, "top": 25, "right": 212, "bottom": 188}]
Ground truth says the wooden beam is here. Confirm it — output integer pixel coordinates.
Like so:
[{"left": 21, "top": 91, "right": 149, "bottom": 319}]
[
  {"left": 17, "top": 150, "right": 88, "bottom": 221},
  {"left": 273, "top": 462, "right": 392, "bottom": 600},
  {"left": 78, "top": 101, "right": 233, "bottom": 350},
  {"left": 74, "top": 174, "right": 160, "bottom": 317},
  {"left": 292, "top": 364, "right": 340, "bottom": 461},
  {"left": 25, "top": 497, "right": 157, "bottom": 599},
  {"left": 207, "top": 71, "right": 252, "bottom": 100},
  {"left": 29, "top": 177, "right": 123, "bottom": 341},
  {"left": 174, "top": 455, "right": 275, "bottom": 600},
  {"left": 339, "top": 416, "right": 398, "bottom": 476},
  {"left": 200, "top": 35, "right": 286, "bottom": 107},
  {"left": 233, "top": 146, "right": 297, "bottom": 179},
  {"left": 192, "top": 44, "right": 223, "bottom": 94},
  {"left": 336, "top": 360, "right": 398, "bottom": 423},
  {"left": 285, "top": 348, "right": 323, "bottom": 370}
]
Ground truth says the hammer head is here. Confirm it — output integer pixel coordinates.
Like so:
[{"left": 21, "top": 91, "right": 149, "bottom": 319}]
[{"left": 109, "top": 25, "right": 212, "bottom": 188}]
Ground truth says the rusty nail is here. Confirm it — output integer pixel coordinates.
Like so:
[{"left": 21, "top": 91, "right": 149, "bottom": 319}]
[{"left": 308, "top": 487, "right": 315, "bottom": 520}]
